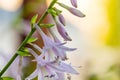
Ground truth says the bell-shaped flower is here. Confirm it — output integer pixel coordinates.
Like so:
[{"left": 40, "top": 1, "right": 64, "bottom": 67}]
[
  {"left": 25, "top": 48, "right": 79, "bottom": 80},
  {"left": 70, "top": 0, "right": 77, "bottom": 8},
  {"left": 57, "top": 2, "right": 85, "bottom": 17},
  {"left": 34, "top": 24, "right": 76, "bottom": 60},
  {"left": 49, "top": 28, "right": 77, "bottom": 60}
]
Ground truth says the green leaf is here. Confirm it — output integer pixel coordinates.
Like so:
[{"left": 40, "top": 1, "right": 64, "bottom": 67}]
[
  {"left": 30, "top": 14, "right": 38, "bottom": 25},
  {"left": 27, "top": 37, "right": 38, "bottom": 43},
  {"left": 17, "top": 50, "right": 30, "bottom": 56},
  {"left": 39, "top": 24, "right": 54, "bottom": 28},
  {"left": 0, "top": 77, "right": 14, "bottom": 80},
  {"left": 47, "top": 8, "right": 58, "bottom": 17},
  {"left": 53, "top": 7, "right": 62, "bottom": 15}
]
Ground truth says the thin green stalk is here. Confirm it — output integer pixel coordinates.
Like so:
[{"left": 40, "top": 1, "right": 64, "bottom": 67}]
[
  {"left": 0, "top": 0, "right": 57, "bottom": 77},
  {"left": 37, "top": 0, "right": 57, "bottom": 25}
]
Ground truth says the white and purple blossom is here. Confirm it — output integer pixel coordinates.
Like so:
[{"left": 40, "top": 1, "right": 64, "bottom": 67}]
[
  {"left": 48, "top": 28, "right": 77, "bottom": 60},
  {"left": 25, "top": 48, "right": 79, "bottom": 80},
  {"left": 34, "top": 24, "right": 76, "bottom": 60}
]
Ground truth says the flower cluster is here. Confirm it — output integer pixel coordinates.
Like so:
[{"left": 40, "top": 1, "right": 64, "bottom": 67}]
[{"left": 25, "top": 0, "right": 85, "bottom": 80}]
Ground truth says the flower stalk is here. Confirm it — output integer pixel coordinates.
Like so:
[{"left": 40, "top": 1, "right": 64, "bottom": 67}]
[
  {"left": 0, "top": 0, "right": 85, "bottom": 79},
  {"left": 0, "top": 0, "right": 58, "bottom": 77}
]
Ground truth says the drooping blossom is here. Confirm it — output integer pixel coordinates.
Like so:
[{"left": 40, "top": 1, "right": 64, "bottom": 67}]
[
  {"left": 58, "top": 14, "right": 66, "bottom": 26},
  {"left": 34, "top": 24, "right": 76, "bottom": 60},
  {"left": 48, "top": 28, "right": 77, "bottom": 60},
  {"left": 25, "top": 48, "right": 79, "bottom": 80},
  {"left": 70, "top": 0, "right": 77, "bottom": 8},
  {"left": 57, "top": 2, "right": 85, "bottom": 17}
]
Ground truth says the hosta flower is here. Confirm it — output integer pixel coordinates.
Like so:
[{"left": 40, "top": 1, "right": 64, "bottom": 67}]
[
  {"left": 34, "top": 24, "right": 76, "bottom": 60},
  {"left": 70, "top": 0, "right": 77, "bottom": 8},
  {"left": 26, "top": 48, "right": 79, "bottom": 80},
  {"left": 48, "top": 28, "right": 77, "bottom": 60},
  {"left": 58, "top": 14, "right": 66, "bottom": 26},
  {"left": 57, "top": 2, "right": 85, "bottom": 17},
  {"left": 55, "top": 19, "right": 72, "bottom": 41}
]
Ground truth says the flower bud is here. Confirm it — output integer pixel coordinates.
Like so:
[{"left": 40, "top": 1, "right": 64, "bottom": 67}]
[
  {"left": 55, "top": 20, "right": 72, "bottom": 41},
  {"left": 58, "top": 14, "right": 66, "bottom": 26},
  {"left": 70, "top": 0, "right": 77, "bottom": 8},
  {"left": 57, "top": 2, "right": 85, "bottom": 17},
  {"left": 68, "top": 7, "right": 85, "bottom": 17}
]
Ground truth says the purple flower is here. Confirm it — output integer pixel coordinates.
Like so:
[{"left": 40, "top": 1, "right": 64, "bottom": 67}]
[
  {"left": 55, "top": 19, "right": 72, "bottom": 41},
  {"left": 34, "top": 24, "right": 76, "bottom": 60},
  {"left": 58, "top": 14, "right": 66, "bottom": 26},
  {"left": 25, "top": 48, "right": 79, "bottom": 80},
  {"left": 70, "top": 0, "right": 77, "bottom": 8},
  {"left": 57, "top": 2, "right": 85, "bottom": 17},
  {"left": 49, "top": 28, "right": 77, "bottom": 60}
]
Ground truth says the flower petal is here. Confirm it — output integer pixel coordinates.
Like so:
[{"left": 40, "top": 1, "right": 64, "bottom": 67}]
[
  {"left": 34, "top": 24, "right": 55, "bottom": 48},
  {"left": 60, "top": 62, "right": 79, "bottom": 74},
  {"left": 56, "top": 73, "right": 65, "bottom": 80},
  {"left": 38, "top": 69, "right": 44, "bottom": 80},
  {"left": 59, "top": 46, "right": 77, "bottom": 51},
  {"left": 28, "top": 48, "right": 38, "bottom": 58}
]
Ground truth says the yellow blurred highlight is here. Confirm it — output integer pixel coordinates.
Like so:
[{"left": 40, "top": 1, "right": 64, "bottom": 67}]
[{"left": 0, "top": 0, "right": 23, "bottom": 12}]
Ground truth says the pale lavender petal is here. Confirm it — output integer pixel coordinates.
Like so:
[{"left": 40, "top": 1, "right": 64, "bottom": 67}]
[
  {"left": 48, "top": 28, "right": 62, "bottom": 43},
  {"left": 70, "top": 0, "right": 77, "bottom": 8},
  {"left": 60, "top": 62, "right": 79, "bottom": 74},
  {"left": 55, "top": 20, "right": 72, "bottom": 41},
  {"left": 16, "top": 75, "right": 21, "bottom": 80},
  {"left": 38, "top": 69, "right": 44, "bottom": 80},
  {"left": 45, "top": 66, "right": 59, "bottom": 79},
  {"left": 56, "top": 73, "right": 65, "bottom": 80},
  {"left": 58, "top": 14, "right": 66, "bottom": 26},
  {"left": 59, "top": 46, "right": 77, "bottom": 51},
  {"left": 30, "top": 43, "right": 42, "bottom": 52},
  {"left": 48, "top": 28, "right": 59, "bottom": 42},
  {"left": 28, "top": 48, "right": 38, "bottom": 58},
  {"left": 25, "top": 68, "right": 39, "bottom": 80},
  {"left": 48, "top": 63, "right": 65, "bottom": 73},
  {"left": 52, "top": 47, "right": 67, "bottom": 60},
  {"left": 37, "top": 56, "right": 47, "bottom": 66},
  {"left": 34, "top": 24, "right": 54, "bottom": 48}
]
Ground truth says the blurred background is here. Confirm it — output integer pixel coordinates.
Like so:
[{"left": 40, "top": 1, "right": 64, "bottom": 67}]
[{"left": 0, "top": 0, "right": 120, "bottom": 80}]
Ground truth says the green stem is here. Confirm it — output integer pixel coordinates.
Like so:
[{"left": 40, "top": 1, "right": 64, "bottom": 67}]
[
  {"left": 37, "top": 0, "right": 57, "bottom": 25},
  {"left": 0, "top": 0, "right": 57, "bottom": 77}
]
